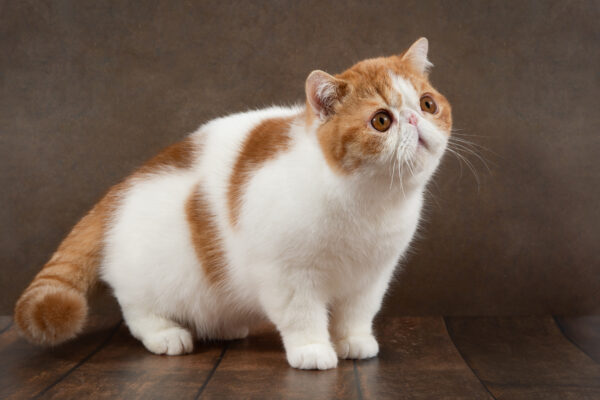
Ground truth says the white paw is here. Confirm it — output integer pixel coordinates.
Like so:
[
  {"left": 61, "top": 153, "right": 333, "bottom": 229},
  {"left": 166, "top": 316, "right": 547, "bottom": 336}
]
[
  {"left": 286, "top": 343, "right": 338, "bottom": 370},
  {"left": 143, "top": 327, "right": 194, "bottom": 356},
  {"left": 334, "top": 334, "right": 379, "bottom": 359}
]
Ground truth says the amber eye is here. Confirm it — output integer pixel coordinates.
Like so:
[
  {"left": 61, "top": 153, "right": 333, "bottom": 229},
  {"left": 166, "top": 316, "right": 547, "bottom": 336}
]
[
  {"left": 371, "top": 111, "right": 392, "bottom": 132},
  {"left": 420, "top": 95, "right": 437, "bottom": 114}
]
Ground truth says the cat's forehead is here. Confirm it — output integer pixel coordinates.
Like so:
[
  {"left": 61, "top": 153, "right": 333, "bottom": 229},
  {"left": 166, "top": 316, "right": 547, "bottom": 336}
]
[
  {"left": 337, "top": 56, "right": 429, "bottom": 107},
  {"left": 388, "top": 73, "right": 421, "bottom": 109}
]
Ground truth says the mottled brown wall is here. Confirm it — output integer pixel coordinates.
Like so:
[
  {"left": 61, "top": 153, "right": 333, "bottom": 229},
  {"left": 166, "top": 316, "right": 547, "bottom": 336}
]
[{"left": 1, "top": 0, "right": 598, "bottom": 315}]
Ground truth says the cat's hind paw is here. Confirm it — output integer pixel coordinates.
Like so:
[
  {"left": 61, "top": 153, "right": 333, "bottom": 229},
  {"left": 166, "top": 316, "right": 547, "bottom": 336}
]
[
  {"left": 142, "top": 327, "right": 194, "bottom": 356},
  {"left": 334, "top": 334, "right": 378, "bottom": 359},
  {"left": 286, "top": 343, "right": 338, "bottom": 370}
]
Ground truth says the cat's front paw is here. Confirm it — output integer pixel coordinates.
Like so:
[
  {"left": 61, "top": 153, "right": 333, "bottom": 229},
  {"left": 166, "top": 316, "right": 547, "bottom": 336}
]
[
  {"left": 142, "top": 327, "right": 194, "bottom": 356},
  {"left": 286, "top": 343, "right": 338, "bottom": 370},
  {"left": 334, "top": 334, "right": 379, "bottom": 359}
]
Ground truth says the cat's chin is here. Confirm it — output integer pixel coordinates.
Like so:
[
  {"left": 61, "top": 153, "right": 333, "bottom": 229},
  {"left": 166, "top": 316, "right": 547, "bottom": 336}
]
[{"left": 394, "top": 151, "right": 441, "bottom": 188}]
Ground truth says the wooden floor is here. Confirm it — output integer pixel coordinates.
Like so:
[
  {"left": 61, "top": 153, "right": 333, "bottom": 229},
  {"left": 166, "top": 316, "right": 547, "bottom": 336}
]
[{"left": 1, "top": 315, "right": 599, "bottom": 400}]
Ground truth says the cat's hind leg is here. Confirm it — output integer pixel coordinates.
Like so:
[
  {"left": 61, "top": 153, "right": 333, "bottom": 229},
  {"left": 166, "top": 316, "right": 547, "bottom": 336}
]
[{"left": 123, "top": 307, "right": 194, "bottom": 356}]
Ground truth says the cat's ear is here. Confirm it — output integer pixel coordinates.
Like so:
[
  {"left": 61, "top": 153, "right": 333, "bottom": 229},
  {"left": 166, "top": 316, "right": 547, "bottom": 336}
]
[
  {"left": 305, "top": 70, "right": 348, "bottom": 119},
  {"left": 401, "top": 37, "right": 433, "bottom": 75}
]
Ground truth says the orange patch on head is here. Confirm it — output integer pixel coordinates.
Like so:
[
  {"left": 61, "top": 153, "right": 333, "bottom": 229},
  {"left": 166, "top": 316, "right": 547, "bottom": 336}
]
[
  {"left": 314, "top": 62, "right": 395, "bottom": 174},
  {"left": 186, "top": 185, "right": 228, "bottom": 286},
  {"left": 228, "top": 117, "right": 294, "bottom": 226}
]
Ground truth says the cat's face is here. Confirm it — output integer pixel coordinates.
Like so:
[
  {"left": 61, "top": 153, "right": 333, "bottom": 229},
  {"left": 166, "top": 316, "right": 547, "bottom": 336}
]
[{"left": 306, "top": 38, "right": 452, "bottom": 187}]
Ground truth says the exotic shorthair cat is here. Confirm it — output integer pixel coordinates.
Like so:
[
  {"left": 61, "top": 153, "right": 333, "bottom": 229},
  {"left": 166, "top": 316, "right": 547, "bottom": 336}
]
[{"left": 15, "top": 38, "right": 451, "bottom": 370}]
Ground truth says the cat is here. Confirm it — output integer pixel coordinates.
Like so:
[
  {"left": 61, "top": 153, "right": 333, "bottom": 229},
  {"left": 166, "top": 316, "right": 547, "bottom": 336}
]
[{"left": 14, "top": 38, "right": 451, "bottom": 370}]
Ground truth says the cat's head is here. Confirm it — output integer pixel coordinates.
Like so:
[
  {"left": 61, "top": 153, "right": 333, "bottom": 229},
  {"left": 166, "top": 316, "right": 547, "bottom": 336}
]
[{"left": 306, "top": 38, "right": 452, "bottom": 188}]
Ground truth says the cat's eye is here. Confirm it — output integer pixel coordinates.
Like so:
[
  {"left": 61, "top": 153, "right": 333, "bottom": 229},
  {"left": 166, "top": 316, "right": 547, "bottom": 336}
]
[
  {"left": 371, "top": 111, "right": 392, "bottom": 132},
  {"left": 420, "top": 95, "right": 437, "bottom": 114}
]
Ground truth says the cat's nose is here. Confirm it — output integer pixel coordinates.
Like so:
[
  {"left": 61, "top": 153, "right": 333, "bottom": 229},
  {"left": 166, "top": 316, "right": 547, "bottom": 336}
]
[{"left": 408, "top": 113, "right": 418, "bottom": 126}]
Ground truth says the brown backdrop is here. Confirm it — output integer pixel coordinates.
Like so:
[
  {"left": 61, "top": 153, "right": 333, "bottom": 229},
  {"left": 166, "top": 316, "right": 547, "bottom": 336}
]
[{"left": 1, "top": 0, "right": 598, "bottom": 316}]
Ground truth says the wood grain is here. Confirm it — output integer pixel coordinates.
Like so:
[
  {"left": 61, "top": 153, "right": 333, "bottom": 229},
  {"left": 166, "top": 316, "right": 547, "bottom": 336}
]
[
  {"left": 40, "top": 324, "right": 227, "bottom": 400},
  {"left": 2, "top": 315, "right": 600, "bottom": 399},
  {"left": 357, "top": 317, "right": 492, "bottom": 399},
  {"left": 555, "top": 316, "right": 600, "bottom": 364},
  {"left": 200, "top": 325, "right": 360, "bottom": 400},
  {"left": 446, "top": 317, "right": 600, "bottom": 400},
  {"left": 0, "top": 316, "right": 120, "bottom": 399}
]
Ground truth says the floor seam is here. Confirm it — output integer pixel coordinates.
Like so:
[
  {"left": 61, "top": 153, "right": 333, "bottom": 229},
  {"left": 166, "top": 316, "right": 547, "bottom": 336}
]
[
  {"left": 32, "top": 320, "right": 123, "bottom": 399},
  {"left": 443, "top": 317, "right": 498, "bottom": 400},
  {"left": 552, "top": 315, "right": 600, "bottom": 365},
  {"left": 0, "top": 320, "right": 13, "bottom": 335},
  {"left": 353, "top": 360, "right": 364, "bottom": 400},
  {"left": 194, "top": 341, "right": 230, "bottom": 399}
]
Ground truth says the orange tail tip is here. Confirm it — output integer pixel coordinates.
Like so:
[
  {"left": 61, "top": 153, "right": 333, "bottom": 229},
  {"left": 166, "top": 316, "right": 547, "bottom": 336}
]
[{"left": 15, "top": 283, "right": 88, "bottom": 345}]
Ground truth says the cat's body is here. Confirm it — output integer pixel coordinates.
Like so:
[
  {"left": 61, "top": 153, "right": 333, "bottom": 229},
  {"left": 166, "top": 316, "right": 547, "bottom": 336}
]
[{"left": 15, "top": 38, "right": 452, "bottom": 370}]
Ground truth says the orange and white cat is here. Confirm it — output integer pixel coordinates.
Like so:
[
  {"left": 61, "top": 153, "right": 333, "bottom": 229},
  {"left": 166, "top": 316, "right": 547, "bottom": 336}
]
[{"left": 15, "top": 38, "right": 451, "bottom": 370}]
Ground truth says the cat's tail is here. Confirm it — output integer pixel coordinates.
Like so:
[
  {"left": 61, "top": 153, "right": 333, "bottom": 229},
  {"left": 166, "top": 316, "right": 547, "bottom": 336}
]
[{"left": 14, "top": 187, "right": 120, "bottom": 346}]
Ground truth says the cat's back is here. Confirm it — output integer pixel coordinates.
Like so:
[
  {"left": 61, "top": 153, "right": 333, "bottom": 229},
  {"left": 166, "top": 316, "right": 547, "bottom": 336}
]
[
  {"left": 101, "top": 106, "right": 303, "bottom": 293},
  {"left": 194, "top": 105, "right": 303, "bottom": 194}
]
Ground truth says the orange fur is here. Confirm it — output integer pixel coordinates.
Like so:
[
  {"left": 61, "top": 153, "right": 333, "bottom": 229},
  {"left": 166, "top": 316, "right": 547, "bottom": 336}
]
[
  {"left": 228, "top": 117, "right": 294, "bottom": 226},
  {"left": 137, "top": 137, "right": 196, "bottom": 175},
  {"left": 312, "top": 54, "right": 452, "bottom": 174},
  {"left": 186, "top": 185, "right": 228, "bottom": 286},
  {"left": 14, "top": 137, "right": 198, "bottom": 346}
]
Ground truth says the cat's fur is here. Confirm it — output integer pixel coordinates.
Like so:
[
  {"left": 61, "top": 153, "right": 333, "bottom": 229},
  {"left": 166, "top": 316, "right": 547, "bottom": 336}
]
[{"left": 15, "top": 38, "right": 451, "bottom": 370}]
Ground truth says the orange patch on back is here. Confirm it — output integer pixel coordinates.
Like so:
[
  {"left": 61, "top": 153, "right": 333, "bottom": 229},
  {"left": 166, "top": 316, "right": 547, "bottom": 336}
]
[
  {"left": 137, "top": 137, "right": 197, "bottom": 175},
  {"left": 186, "top": 185, "right": 228, "bottom": 286},
  {"left": 228, "top": 117, "right": 294, "bottom": 226}
]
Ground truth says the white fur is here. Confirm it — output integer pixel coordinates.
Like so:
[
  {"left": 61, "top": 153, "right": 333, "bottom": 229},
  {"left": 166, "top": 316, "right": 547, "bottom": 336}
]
[{"left": 101, "top": 79, "right": 448, "bottom": 369}]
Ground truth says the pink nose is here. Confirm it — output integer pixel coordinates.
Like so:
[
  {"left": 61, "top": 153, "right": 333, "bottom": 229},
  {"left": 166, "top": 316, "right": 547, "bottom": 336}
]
[{"left": 408, "top": 113, "right": 418, "bottom": 126}]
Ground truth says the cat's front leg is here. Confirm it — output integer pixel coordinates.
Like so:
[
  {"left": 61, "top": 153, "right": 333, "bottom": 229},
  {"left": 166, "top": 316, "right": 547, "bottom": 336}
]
[
  {"left": 330, "top": 266, "right": 395, "bottom": 360},
  {"left": 259, "top": 283, "right": 338, "bottom": 370}
]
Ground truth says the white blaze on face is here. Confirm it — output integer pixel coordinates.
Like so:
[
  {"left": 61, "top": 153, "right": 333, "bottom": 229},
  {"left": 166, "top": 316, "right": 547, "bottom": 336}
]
[
  {"left": 389, "top": 72, "right": 420, "bottom": 114},
  {"left": 385, "top": 72, "right": 448, "bottom": 181}
]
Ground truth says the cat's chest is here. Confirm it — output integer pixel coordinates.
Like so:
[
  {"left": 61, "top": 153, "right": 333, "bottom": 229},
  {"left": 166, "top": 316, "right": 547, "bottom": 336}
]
[
  {"left": 237, "top": 157, "right": 423, "bottom": 270},
  {"left": 315, "top": 203, "right": 419, "bottom": 264}
]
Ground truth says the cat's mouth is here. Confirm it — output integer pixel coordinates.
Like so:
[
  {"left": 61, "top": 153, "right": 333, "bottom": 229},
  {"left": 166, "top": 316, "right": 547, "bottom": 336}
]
[
  {"left": 418, "top": 134, "right": 428, "bottom": 149},
  {"left": 417, "top": 130, "right": 429, "bottom": 150}
]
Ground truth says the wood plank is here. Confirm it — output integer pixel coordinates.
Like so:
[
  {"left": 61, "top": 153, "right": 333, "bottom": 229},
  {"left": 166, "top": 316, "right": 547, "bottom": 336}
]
[
  {"left": 201, "top": 325, "right": 359, "bottom": 400},
  {"left": 446, "top": 317, "right": 600, "bottom": 400},
  {"left": 0, "top": 316, "right": 12, "bottom": 334},
  {"left": 555, "top": 316, "right": 600, "bottom": 364},
  {"left": 40, "top": 324, "right": 227, "bottom": 399},
  {"left": 356, "top": 316, "right": 492, "bottom": 399},
  {"left": 0, "top": 316, "right": 120, "bottom": 400}
]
